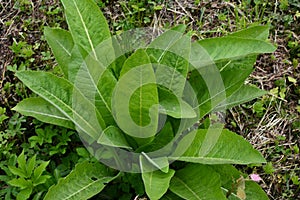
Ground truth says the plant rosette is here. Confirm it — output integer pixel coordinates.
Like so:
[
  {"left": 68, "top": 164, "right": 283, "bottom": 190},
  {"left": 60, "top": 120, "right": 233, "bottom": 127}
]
[{"left": 13, "top": 0, "right": 276, "bottom": 199}]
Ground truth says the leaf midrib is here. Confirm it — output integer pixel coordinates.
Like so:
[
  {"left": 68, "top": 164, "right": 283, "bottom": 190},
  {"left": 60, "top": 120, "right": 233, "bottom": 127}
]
[
  {"left": 172, "top": 176, "right": 202, "bottom": 200},
  {"left": 41, "top": 88, "right": 99, "bottom": 138},
  {"left": 156, "top": 36, "right": 182, "bottom": 63},
  {"left": 139, "top": 69, "right": 143, "bottom": 126},
  {"left": 62, "top": 1, "right": 113, "bottom": 114},
  {"left": 82, "top": 64, "right": 112, "bottom": 114},
  {"left": 171, "top": 156, "right": 264, "bottom": 164},
  {"left": 73, "top": 1, "right": 97, "bottom": 60},
  {"left": 55, "top": 39, "right": 72, "bottom": 57},
  {"left": 15, "top": 109, "right": 70, "bottom": 121},
  {"left": 64, "top": 177, "right": 111, "bottom": 200},
  {"left": 194, "top": 78, "right": 244, "bottom": 112}
]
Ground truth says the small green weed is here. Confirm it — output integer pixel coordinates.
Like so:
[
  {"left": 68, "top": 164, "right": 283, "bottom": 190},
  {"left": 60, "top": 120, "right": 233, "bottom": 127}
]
[
  {"left": 9, "top": 39, "right": 34, "bottom": 59},
  {"left": 7, "top": 151, "right": 50, "bottom": 200},
  {"left": 29, "top": 124, "right": 75, "bottom": 156},
  {"left": 0, "top": 107, "right": 8, "bottom": 124},
  {"left": 5, "top": 113, "right": 26, "bottom": 138}
]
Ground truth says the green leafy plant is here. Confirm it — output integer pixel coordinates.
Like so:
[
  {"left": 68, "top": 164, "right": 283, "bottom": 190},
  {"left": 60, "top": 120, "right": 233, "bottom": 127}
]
[
  {"left": 9, "top": 39, "right": 34, "bottom": 59},
  {"left": 13, "top": 0, "right": 276, "bottom": 199},
  {"left": 113, "top": 0, "right": 163, "bottom": 31},
  {"left": 4, "top": 113, "right": 26, "bottom": 138},
  {"left": 29, "top": 124, "right": 75, "bottom": 156},
  {"left": 7, "top": 151, "right": 50, "bottom": 200},
  {"left": 0, "top": 154, "right": 17, "bottom": 199},
  {"left": 0, "top": 107, "right": 8, "bottom": 124}
]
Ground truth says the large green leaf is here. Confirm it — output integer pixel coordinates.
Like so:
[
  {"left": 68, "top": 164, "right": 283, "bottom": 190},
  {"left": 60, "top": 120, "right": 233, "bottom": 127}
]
[
  {"left": 171, "top": 129, "right": 266, "bottom": 165},
  {"left": 216, "top": 85, "right": 267, "bottom": 110},
  {"left": 140, "top": 155, "right": 175, "bottom": 200},
  {"left": 95, "top": 68, "right": 117, "bottom": 126},
  {"left": 13, "top": 97, "right": 74, "bottom": 129},
  {"left": 92, "top": 145, "right": 136, "bottom": 172},
  {"left": 188, "top": 30, "right": 275, "bottom": 117},
  {"left": 140, "top": 153, "right": 169, "bottom": 173},
  {"left": 44, "top": 27, "right": 73, "bottom": 78},
  {"left": 243, "top": 181, "right": 269, "bottom": 200},
  {"left": 188, "top": 62, "right": 262, "bottom": 117},
  {"left": 169, "top": 164, "right": 227, "bottom": 200},
  {"left": 217, "top": 56, "right": 257, "bottom": 96},
  {"left": 142, "top": 168, "right": 175, "bottom": 200},
  {"left": 60, "top": 0, "right": 110, "bottom": 60},
  {"left": 188, "top": 67, "right": 225, "bottom": 118},
  {"left": 169, "top": 130, "right": 198, "bottom": 159},
  {"left": 146, "top": 24, "right": 186, "bottom": 63},
  {"left": 68, "top": 46, "right": 115, "bottom": 128},
  {"left": 72, "top": 55, "right": 104, "bottom": 102},
  {"left": 136, "top": 121, "right": 174, "bottom": 154},
  {"left": 161, "top": 192, "right": 183, "bottom": 200},
  {"left": 129, "top": 85, "right": 157, "bottom": 128},
  {"left": 147, "top": 32, "right": 199, "bottom": 135},
  {"left": 146, "top": 25, "right": 189, "bottom": 98},
  {"left": 154, "top": 35, "right": 191, "bottom": 97},
  {"left": 107, "top": 38, "right": 127, "bottom": 79},
  {"left": 210, "top": 165, "right": 243, "bottom": 198},
  {"left": 188, "top": 55, "right": 262, "bottom": 117},
  {"left": 44, "top": 161, "right": 118, "bottom": 200},
  {"left": 54, "top": 42, "right": 116, "bottom": 134},
  {"left": 15, "top": 71, "right": 104, "bottom": 139},
  {"left": 227, "top": 25, "right": 270, "bottom": 40},
  {"left": 113, "top": 49, "right": 159, "bottom": 139},
  {"left": 119, "top": 49, "right": 151, "bottom": 77},
  {"left": 158, "top": 87, "right": 196, "bottom": 119},
  {"left": 97, "top": 126, "right": 131, "bottom": 149},
  {"left": 60, "top": 0, "right": 116, "bottom": 116},
  {"left": 67, "top": 45, "right": 85, "bottom": 83},
  {"left": 197, "top": 37, "right": 276, "bottom": 61}
]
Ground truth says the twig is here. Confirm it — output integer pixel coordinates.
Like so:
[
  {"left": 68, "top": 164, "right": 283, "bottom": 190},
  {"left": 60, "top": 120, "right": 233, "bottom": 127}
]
[{"left": 174, "top": 0, "right": 194, "bottom": 22}]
